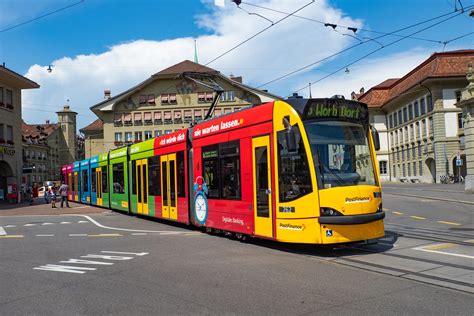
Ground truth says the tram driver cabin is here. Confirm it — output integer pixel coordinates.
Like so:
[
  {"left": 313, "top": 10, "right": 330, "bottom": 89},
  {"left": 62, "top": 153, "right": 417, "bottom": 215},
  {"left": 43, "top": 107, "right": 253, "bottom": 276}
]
[{"left": 62, "top": 98, "right": 385, "bottom": 245}]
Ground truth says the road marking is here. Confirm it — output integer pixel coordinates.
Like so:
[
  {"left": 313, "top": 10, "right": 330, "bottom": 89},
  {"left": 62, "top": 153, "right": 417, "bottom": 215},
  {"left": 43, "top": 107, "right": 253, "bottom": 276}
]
[
  {"left": 34, "top": 265, "right": 97, "bottom": 274},
  {"left": 437, "top": 221, "right": 461, "bottom": 226},
  {"left": 69, "top": 234, "right": 88, "bottom": 237},
  {"left": 410, "top": 216, "right": 426, "bottom": 220},
  {"left": 0, "top": 227, "right": 6, "bottom": 236},
  {"left": 77, "top": 221, "right": 88, "bottom": 223},
  {"left": 88, "top": 233, "right": 123, "bottom": 237},
  {"left": 36, "top": 234, "right": 55, "bottom": 237},
  {"left": 392, "top": 211, "right": 404, "bottom": 215},
  {"left": 24, "top": 223, "right": 36, "bottom": 226},
  {"left": 0, "top": 235, "right": 24, "bottom": 238},
  {"left": 414, "top": 246, "right": 474, "bottom": 259},
  {"left": 60, "top": 222, "right": 72, "bottom": 224},
  {"left": 159, "top": 232, "right": 182, "bottom": 235},
  {"left": 60, "top": 259, "right": 114, "bottom": 265},
  {"left": 382, "top": 208, "right": 389, "bottom": 211},
  {"left": 73, "top": 206, "right": 90, "bottom": 209},
  {"left": 131, "top": 233, "right": 147, "bottom": 235},
  {"left": 42, "top": 223, "right": 54, "bottom": 225},
  {"left": 5, "top": 225, "right": 16, "bottom": 228},
  {"left": 425, "top": 243, "right": 457, "bottom": 250},
  {"left": 101, "top": 251, "right": 149, "bottom": 256}
]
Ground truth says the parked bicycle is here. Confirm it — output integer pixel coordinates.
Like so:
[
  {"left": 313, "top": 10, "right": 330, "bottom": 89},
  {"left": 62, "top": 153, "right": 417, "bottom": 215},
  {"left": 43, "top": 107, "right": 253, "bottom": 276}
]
[{"left": 440, "top": 174, "right": 455, "bottom": 184}]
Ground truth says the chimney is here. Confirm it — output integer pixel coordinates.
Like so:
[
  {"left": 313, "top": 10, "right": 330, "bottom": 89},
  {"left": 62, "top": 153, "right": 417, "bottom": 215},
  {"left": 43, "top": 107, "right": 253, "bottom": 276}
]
[
  {"left": 351, "top": 91, "right": 356, "bottom": 100},
  {"left": 46, "top": 120, "right": 50, "bottom": 124},
  {"left": 359, "top": 87, "right": 365, "bottom": 94},
  {"left": 104, "top": 90, "right": 111, "bottom": 99},
  {"left": 229, "top": 75, "right": 242, "bottom": 83}
]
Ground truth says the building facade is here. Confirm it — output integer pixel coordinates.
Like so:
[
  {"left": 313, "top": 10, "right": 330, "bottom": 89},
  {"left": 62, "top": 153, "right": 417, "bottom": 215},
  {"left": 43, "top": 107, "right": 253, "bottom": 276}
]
[
  {"left": 22, "top": 105, "right": 83, "bottom": 185},
  {"left": 82, "top": 60, "right": 280, "bottom": 157},
  {"left": 356, "top": 50, "right": 473, "bottom": 183},
  {"left": 0, "top": 65, "right": 39, "bottom": 201}
]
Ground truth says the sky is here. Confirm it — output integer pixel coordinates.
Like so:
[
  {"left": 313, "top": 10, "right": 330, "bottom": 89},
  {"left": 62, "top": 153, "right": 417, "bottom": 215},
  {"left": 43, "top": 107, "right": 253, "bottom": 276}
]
[{"left": 1, "top": 0, "right": 473, "bottom": 131}]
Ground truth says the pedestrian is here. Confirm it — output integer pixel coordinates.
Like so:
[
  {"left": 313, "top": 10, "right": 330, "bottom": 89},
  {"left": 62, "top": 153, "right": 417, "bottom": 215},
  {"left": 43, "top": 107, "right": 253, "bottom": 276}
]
[
  {"left": 44, "top": 187, "right": 50, "bottom": 204},
  {"left": 26, "top": 185, "right": 33, "bottom": 205},
  {"left": 50, "top": 187, "right": 57, "bottom": 208},
  {"left": 59, "top": 181, "right": 70, "bottom": 208}
]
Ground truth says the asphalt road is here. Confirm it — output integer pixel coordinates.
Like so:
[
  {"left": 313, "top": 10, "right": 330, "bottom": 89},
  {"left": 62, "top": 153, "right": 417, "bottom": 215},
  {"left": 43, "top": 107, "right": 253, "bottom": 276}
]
[{"left": 0, "top": 185, "right": 473, "bottom": 315}]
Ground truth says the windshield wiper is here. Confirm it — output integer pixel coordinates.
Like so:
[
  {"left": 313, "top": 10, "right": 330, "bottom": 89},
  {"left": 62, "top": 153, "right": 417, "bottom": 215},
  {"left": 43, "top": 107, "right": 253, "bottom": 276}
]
[{"left": 316, "top": 150, "right": 346, "bottom": 187}]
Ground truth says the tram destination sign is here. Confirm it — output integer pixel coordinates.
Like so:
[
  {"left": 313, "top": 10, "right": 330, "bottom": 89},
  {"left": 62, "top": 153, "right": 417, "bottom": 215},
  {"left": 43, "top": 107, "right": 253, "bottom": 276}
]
[{"left": 303, "top": 99, "right": 368, "bottom": 124}]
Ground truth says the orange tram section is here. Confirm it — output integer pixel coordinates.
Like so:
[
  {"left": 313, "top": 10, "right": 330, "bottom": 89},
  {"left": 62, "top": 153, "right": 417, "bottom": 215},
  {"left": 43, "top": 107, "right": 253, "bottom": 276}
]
[{"left": 62, "top": 98, "right": 385, "bottom": 244}]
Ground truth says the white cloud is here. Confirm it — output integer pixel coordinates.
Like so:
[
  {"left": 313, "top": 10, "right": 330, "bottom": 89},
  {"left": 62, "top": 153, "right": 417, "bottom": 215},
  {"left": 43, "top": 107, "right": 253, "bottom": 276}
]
[{"left": 21, "top": 0, "right": 434, "bottom": 130}]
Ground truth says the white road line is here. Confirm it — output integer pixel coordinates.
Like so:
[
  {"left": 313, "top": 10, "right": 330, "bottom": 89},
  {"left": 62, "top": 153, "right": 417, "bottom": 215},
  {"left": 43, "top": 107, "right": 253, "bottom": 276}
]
[
  {"left": 131, "top": 233, "right": 147, "bottom": 235},
  {"left": 67, "top": 215, "right": 185, "bottom": 233},
  {"left": 42, "top": 223, "right": 54, "bottom": 225},
  {"left": 60, "top": 222, "right": 72, "bottom": 224},
  {"left": 0, "top": 227, "right": 6, "bottom": 236},
  {"left": 37, "top": 234, "right": 55, "bottom": 237},
  {"left": 5, "top": 225, "right": 16, "bottom": 228},
  {"left": 24, "top": 224, "right": 37, "bottom": 226},
  {"left": 69, "top": 234, "right": 88, "bottom": 237},
  {"left": 77, "top": 221, "right": 88, "bottom": 223},
  {"left": 159, "top": 232, "right": 182, "bottom": 235},
  {"left": 414, "top": 247, "right": 474, "bottom": 259}
]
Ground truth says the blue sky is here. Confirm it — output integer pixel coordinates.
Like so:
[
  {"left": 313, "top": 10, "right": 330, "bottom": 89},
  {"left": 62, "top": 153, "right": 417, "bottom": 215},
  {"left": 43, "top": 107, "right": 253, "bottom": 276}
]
[{"left": 1, "top": 0, "right": 473, "bottom": 129}]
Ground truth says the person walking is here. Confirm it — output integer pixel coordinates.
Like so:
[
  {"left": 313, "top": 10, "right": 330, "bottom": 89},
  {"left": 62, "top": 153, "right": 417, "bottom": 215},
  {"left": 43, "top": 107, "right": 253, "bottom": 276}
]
[
  {"left": 51, "top": 186, "right": 57, "bottom": 208},
  {"left": 59, "top": 181, "right": 70, "bottom": 208},
  {"left": 44, "top": 187, "right": 50, "bottom": 204}
]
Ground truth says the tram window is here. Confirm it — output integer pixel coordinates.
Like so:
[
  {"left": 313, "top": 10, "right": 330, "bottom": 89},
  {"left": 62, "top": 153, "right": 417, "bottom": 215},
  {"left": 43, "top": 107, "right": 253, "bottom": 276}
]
[
  {"left": 177, "top": 151, "right": 185, "bottom": 197},
  {"left": 101, "top": 166, "right": 108, "bottom": 193},
  {"left": 91, "top": 170, "right": 96, "bottom": 192},
  {"left": 277, "top": 124, "right": 312, "bottom": 202},
  {"left": 112, "top": 163, "right": 125, "bottom": 194},
  {"left": 81, "top": 170, "right": 89, "bottom": 192},
  {"left": 131, "top": 160, "right": 137, "bottom": 195},
  {"left": 202, "top": 141, "right": 241, "bottom": 200},
  {"left": 148, "top": 156, "right": 161, "bottom": 196}
]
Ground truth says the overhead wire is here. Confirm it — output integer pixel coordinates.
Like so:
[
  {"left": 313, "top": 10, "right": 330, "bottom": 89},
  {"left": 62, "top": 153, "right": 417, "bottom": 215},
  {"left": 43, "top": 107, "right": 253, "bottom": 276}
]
[
  {"left": 290, "top": 6, "right": 473, "bottom": 96},
  {"left": 257, "top": 5, "right": 472, "bottom": 89},
  {"left": 0, "top": 0, "right": 85, "bottom": 33}
]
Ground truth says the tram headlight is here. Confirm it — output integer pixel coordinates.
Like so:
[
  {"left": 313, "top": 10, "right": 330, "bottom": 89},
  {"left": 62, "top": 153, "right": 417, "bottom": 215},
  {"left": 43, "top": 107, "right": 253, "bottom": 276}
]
[{"left": 320, "top": 207, "right": 343, "bottom": 216}]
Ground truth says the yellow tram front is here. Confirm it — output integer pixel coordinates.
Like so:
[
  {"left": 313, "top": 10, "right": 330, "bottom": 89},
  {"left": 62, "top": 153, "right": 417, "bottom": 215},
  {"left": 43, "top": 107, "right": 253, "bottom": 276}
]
[{"left": 272, "top": 98, "right": 385, "bottom": 244}]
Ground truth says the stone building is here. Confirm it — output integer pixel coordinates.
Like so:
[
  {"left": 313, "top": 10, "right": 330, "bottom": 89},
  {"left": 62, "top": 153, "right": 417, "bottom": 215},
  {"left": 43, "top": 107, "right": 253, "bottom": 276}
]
[
  {"left": 0, "top": 65, "right": 39, "bottom": 201},
  {"left": 82, "top": 60, "right": 280, "bottom": 157},
  {"left": 355, "top": 49, "right": 473, "bottom": 183},
  {"left": 22, "top": 105, "right": 83, "bottom": 185}
]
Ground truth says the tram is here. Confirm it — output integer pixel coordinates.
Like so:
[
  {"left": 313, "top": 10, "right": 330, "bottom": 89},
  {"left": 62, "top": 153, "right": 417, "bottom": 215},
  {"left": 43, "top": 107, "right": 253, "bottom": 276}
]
[{"left": 63, "top": 98, "right": 385, "bottom": 244}]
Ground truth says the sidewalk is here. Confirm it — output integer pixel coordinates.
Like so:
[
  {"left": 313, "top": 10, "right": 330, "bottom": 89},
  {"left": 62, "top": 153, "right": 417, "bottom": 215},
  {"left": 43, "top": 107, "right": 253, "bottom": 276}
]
[
  {"left": 381, "top": 182, "right": 474, "bottom": 204},
  {"left": 0, "top": 199, "right": 109, "bottom": 216}
]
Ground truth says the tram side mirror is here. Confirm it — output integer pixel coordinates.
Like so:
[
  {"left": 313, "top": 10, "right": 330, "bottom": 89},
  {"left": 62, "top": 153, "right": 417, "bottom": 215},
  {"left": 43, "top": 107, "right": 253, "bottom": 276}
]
[
  {"left": 371, "top": 126, "right": 380, "bottom": 151},
  {"left": 283, "top": 116, "right": 297, "bottom": 152}
]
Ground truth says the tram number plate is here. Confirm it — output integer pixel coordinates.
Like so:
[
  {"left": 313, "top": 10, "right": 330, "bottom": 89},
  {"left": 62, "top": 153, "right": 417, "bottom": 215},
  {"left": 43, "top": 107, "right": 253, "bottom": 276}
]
[{"left": 279, "top": 206, "right": 295, "bottom": 213}]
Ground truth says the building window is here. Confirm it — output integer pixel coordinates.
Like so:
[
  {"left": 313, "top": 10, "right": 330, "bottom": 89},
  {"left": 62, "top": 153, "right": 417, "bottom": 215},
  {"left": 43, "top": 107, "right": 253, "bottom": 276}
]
[
  {"left": 123, "top": 113, "right": 132, "bottom": 126},
  {"left": 427, "top": 94, "right": 433, "bottom": 112},
  {"left": 147, "top": 94, "right": 155, "bottom": 105},
  {"left": 114, "top": 113, "right": 123, "bottom": 126},
  {"left": 198, "top": 92, "right": 206, "bottom": 103},
  {"left": 0, "top": 87, "right": 4, "bottom": 107},
  {"left": 398, "top": 110, "right": 402, "bottom": 125},
  {"left": 389, "top": 114, "right": 393, "bottom": 129},
  {"left": 401, "top": 148, "right": 404, "bottom": 160},
  {"left": 428, "top": 117, "right": 434, "bottom": 136},
  {"left": 169, "top": 93, "right": 177, "bottom": 104},
  {"left": 144, "top": 131, "right": 152, "bottom": 140},
  {"left": 6, "top": 125, "right": 13, "bottom": 143},
  {"left": 139, "top": 95, "right": 147, "bottom": 105},
  {"left": 144, "top": 112, "right": 153, "bottom": 125},
  {"left": 202, "top": 141, "right": 241, "bottom": 200},
  {"left": 458, "top": 113, "right": 464, "bottom": 129},
  {"left": 154, "top": 130, "right": 161, "bottom": 137},
  {"left": 412, "top": 146, "right": 416, "bottom": 159},
  {"left": 420, "top": 97, "right": 426, "bottom": 115},
  {"left": 413, "top": 162, "right": 417, "bottom": 176},
  {"left": 404, "top": 127, "right": 408, "bottom": 143},
  {"left": 402, "top": 163, "right": 406, "bottom": 177},
  {"left": 164, "top": 129, "right": 172, "bottom": 134},
  {"left": 379, "top": 161, "right": 387, "bottom": 175},
  {"left": 194, "top": 109, "right": 203, "bottom": 121},
  {"left": 125, "top": 132, "right": 132, "bottom": 142},
  {"left": 114, "top": 132, "right": 122, "bottom": 142},
  {"left": 184, "top": 110, "right": 192, "bottom": 123},
  {"left": 393, "top": 112, "right": 398, "bottom": 126},
  {"left": 220, "top": 90, "right": 235, "bottom": 102},
  {"left": 154, "top": 111, "right": 162, "bottom": 125},
  {"left": 135, "top": 131, "right": 142, "bottom": 142},
  {"left": 134, "top": 112, "right": 142, "bottom": 125},
  {"left": 164, "top": 111, "right": 172, "bottom": 124},
  {"left": 418, "top": 145, "right": 422, "bottom": 157},
  {"left": 410, "top": 124, "right": 414, "bottom": 141},
  {"left": 408, "top": 104, "right": 413, "bottom": 120},
  {"left": 173, "top": 110, "right": 182, "bottom": 123},
  {"left": 419, "top": 161, "right": 423, "bottom": 176},
  {"left": 414, "top": 101, "right": 419, "bottom": 117},
  {"left": 5, "top": 89, "right": 12, "bottom": 109},
  {"left": 0, "top": 123, "right": 4, "bottom": 142},
  {"left": 214, "top": 108, "right": 222, "bottom": 117},
  {"left": 403, "top": 107, "right": 408, "bottom": 123},
  {"left": 455, "top": 90, "right": 462, "bottom": 102},
  {"left": 224, "top": 108, "right": 232, "bottom": 114},
  {"left": 161, "top": 94, "right": 169, "bottom": 104}
]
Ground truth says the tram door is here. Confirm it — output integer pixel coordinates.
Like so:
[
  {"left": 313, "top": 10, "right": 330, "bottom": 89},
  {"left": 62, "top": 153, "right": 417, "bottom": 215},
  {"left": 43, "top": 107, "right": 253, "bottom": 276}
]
[
  {"left": 68, "top": 173, "right": 72, "bottom": 200},
  {"left": 95, "top": 168, "right": 102, "bottom": 206},
  {"left": 252, "top": 136, "right": 273, "bottom": 238},
  {"left": 160, "top": 154, "right": 178, "bottom": 220},
  {"left": 136, "top": 159, "right": 149, "bottom": 215},
  {"left": 74, "top": 172, "right": 79, "bottom": 201}
]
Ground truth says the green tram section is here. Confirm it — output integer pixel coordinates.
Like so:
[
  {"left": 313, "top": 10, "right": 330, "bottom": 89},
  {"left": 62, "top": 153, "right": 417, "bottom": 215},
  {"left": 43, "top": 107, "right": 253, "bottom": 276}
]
[
  {"left": 129, "top": 138, "right": 156, "bottom": 217},
  {"left": 109, "top": 147, "right": 129, "bottom": 212}
]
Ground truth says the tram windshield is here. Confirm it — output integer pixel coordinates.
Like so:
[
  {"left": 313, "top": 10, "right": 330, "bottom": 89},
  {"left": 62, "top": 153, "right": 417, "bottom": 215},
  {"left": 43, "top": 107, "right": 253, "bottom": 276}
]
[{"left": 305, "top": 121, "right": 376, "bottom": 188}]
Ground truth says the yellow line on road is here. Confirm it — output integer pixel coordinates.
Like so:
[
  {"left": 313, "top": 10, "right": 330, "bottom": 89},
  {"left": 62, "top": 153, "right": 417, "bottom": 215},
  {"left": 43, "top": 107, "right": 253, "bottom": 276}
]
[
  {"left": 88, "top": 234, "right": 123, "bottom": 237},
  {"left": 392, "top": 211, "right": 404, "bottom": 215},
  {"left": 426, "top": 243, "right": 457, "bottom": 250},
  {"left": 410, "top": 216, "right": 426, "bottom": 220},
  {"left": 0, "top": 235, "right": 24, "bottom": 238},
  {"left": 437, "top": 221, "right": 461, "bottom": 226}
]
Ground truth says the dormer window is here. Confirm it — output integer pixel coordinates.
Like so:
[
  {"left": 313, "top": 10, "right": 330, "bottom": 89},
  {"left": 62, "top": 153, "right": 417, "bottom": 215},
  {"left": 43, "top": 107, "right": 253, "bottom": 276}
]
[
  {"left": 147, "top": 94, "right": 155, "bottom": 105},
  {"left": 139, "top": 95, "right": 147, "bottom": 105}
]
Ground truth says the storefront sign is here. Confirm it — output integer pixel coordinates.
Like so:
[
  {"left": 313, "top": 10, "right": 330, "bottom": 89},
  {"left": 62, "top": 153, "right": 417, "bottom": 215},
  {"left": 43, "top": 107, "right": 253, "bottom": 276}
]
[{"left": 0, "top": 145, "right": 15, "bottom": 156}]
